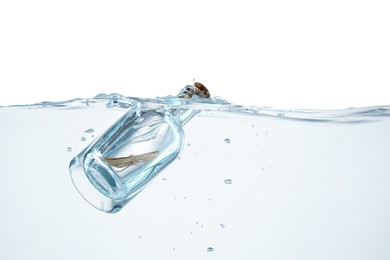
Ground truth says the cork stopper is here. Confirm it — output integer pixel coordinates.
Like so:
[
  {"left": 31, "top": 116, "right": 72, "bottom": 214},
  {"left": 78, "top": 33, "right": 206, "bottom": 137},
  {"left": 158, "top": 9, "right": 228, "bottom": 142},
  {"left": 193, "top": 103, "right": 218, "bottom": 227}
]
[{"left": 177, "top": 82, "right": 210, "bottom": 99}]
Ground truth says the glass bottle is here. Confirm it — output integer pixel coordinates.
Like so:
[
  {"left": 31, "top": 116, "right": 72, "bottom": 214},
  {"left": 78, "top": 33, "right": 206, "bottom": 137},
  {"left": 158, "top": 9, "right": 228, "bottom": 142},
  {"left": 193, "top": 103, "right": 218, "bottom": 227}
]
[{"left": 69, "top": 83, "right": 210, "bottom": 213}]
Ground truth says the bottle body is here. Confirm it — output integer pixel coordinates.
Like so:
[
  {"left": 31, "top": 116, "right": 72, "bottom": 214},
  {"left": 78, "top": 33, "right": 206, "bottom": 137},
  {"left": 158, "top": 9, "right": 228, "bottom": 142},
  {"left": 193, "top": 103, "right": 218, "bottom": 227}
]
[
  {"left": 70, "top": 107, "right": 195, "bottom": 213},
  {"left": 70, "top": 82, "right": 210, "bottom": 213}
]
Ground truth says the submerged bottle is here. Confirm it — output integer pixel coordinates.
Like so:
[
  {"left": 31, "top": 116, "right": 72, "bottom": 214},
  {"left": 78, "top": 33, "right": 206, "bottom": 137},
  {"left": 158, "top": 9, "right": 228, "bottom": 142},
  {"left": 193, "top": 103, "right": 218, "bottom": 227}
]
[{"left": 69, "top": 83, "right": 210, "bottom": 213}]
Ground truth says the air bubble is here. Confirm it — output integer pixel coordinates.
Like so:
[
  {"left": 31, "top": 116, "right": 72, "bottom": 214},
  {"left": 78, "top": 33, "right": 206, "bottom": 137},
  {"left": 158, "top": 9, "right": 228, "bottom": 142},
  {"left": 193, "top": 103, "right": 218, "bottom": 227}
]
[
  {"left": 224, "top": 179, "right": 232, "bottom": 184},
  {"left": 220, "top": 224, "right": 225, "bottom": 228},
  {"left": 81, "top": 137, "right": 86, "bottom": 141},
  {"left": 224, "top": 138, "right": 230, "bottom": 144},
  {"left": 84, "top": 128, "right": 95, "bottom": 133},
  {"left": 67, "top": 147, "right": 72, "bottom": 152},
  {"left": 207, "top": 247, "right": 214, "bottom": 252}
]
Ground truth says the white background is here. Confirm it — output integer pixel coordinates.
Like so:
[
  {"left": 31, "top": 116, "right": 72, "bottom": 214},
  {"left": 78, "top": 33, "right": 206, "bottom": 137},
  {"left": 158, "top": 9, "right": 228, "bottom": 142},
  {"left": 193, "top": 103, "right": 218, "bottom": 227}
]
[{"left": 0, "top": 0, "right": 389, "bottom": 108}]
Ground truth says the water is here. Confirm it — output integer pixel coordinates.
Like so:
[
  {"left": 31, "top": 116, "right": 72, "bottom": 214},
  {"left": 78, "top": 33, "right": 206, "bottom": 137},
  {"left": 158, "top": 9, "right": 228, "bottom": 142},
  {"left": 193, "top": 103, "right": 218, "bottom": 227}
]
[{"left": 1, "top": 93, "right": 390, "bottom": 259}]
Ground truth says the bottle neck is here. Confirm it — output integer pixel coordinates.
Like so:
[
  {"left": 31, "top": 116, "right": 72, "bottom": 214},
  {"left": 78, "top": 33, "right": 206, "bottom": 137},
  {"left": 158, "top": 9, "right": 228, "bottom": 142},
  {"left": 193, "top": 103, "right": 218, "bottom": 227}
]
[
  {"left": 176, "top": 108, "right": 199, "bottom": 126},
  {"left": 175, "top": 82, "right": 210, "bottom": 125}
]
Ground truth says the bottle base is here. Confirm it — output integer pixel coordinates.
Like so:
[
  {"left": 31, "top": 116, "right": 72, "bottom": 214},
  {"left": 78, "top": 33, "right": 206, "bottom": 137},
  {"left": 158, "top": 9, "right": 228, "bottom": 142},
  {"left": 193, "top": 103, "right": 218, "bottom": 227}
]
[{"left": 69, "top": 156, "right": 134, "bottom": 213}]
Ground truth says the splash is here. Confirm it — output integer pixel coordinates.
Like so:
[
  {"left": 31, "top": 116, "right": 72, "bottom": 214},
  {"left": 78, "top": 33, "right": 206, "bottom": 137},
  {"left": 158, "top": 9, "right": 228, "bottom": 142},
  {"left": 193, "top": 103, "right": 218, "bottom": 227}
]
[{"left": 6, "top": 92, "right": 390, "bottom": 123}]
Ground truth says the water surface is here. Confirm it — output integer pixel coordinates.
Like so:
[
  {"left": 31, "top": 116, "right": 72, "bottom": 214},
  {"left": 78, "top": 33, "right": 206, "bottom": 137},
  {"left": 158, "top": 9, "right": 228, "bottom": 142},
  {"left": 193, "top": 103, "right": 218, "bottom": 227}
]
[{"left": 1, "top": 94, "right": 389, "bottom": 259}]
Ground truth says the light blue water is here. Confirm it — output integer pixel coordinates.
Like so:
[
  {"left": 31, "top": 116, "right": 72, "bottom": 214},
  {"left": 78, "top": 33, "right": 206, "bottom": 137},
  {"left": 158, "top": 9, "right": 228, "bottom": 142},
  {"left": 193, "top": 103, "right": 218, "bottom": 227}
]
[{"left": 1, "top": 93, "right": 390, "bottom": 259}]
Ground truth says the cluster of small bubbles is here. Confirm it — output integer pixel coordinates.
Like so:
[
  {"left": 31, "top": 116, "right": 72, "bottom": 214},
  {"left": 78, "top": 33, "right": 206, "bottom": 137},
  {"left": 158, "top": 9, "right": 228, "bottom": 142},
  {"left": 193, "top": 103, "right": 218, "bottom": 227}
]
[
  {"left": 84, "top": 128, "right": 95, "bottom": 133},
  {"left": 81, "top": 137, "right": 86, "bottom": 141},
  {"left": 224, "top": 179, "right": 232, "bottom": 184},
  {"left": 207, "top": 247, "right": 214, "bottom": 252},
  {"left": 224, "top": 138, "right": 231, "bottom": 144},
  {"left": 67, "top": 147, "right": 72, "bottom": 152}
]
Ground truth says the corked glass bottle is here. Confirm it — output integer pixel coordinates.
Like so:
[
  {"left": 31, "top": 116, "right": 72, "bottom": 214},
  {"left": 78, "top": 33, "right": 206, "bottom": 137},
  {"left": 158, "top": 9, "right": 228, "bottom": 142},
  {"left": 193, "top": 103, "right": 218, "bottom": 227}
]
[{"left": 69, "top": 83, "right": 210, "bottom": 213}]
